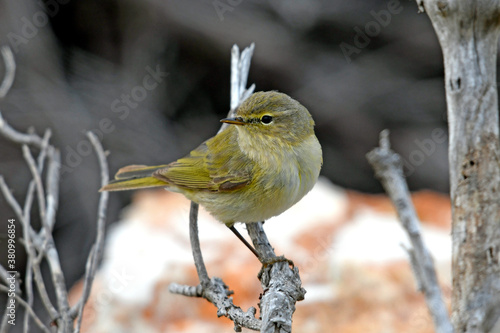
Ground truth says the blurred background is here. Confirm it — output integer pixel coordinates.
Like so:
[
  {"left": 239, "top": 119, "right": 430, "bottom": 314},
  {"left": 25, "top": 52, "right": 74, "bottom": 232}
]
[{"left": 0, "top": 0, "right": 456, "bottom": 331}]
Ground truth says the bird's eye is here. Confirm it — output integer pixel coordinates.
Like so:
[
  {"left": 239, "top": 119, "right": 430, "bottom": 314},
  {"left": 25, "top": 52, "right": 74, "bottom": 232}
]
[{"left": 261, "top": 115, "right": 273, "bottom": 124}]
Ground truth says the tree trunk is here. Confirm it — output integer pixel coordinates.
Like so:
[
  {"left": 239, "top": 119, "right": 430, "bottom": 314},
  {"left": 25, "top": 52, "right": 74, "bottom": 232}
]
[{"left": 417, "top": 1, "right": 500, "bottom": 331}]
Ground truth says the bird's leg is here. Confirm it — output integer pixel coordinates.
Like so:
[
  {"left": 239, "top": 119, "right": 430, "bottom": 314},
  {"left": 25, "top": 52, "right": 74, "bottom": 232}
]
[{"left": 228, "top": 225, "right": 260, "bottom": 259}]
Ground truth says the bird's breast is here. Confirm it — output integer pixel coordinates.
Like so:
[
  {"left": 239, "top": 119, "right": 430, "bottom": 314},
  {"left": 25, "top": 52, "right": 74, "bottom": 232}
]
[
  {"left": 197, "top": 132, "right": 322, "bottom": 224},
  {"left": 239, "top": 133, "right": 322, "bottom": 222}
]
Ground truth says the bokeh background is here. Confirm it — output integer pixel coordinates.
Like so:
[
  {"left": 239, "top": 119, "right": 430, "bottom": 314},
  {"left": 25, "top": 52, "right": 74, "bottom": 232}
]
[{"left": 0, "top": 0, "right": 458, "bottom": 331}]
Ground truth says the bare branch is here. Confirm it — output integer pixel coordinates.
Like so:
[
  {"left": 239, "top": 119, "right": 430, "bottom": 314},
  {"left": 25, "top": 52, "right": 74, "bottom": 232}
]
[
  {"left": 221, "top": 43, "right": 256, "bottom": 133},
  {"left": 169, "top": 201, "right": 261, "bottom": 331},
  {"left": 0, "top": 302, "right": 13, "bottom": 333},
  {"left": 417, "top": 2, "right": 500, "bottom": 331},
  {"left": 0, "top": 269, "right": 21, "bottom": 332},
  {"left": 0, "top": 176, "right": 24, "bottom": 222},
  {"left": 203, "top": 277, "right": 260, "bottom": 332},
  {"left": 188, "top": 202, "right": 209, "bottom": 285},
  {"left": 73, "top": 246, "right": 95, "bottom": 332},
  {"left": 0, "top": 112, "right": 43, "bottom": 148},
  {"left": 86, "top": 131, "right": 109, "bottom": 268},
  {"left": 245, "top": 222, "right": 276, "bottom": 260},
  {"left": 24, "top": 130, "right": 52, "bottom": 222},
  {"left": 22, "top": 143, "right": 71, "bottom": 329},
  {"left": 33, "top": 264, "right": 59, "bottom": 321},
  {"left": 0, "top": 46, "right": 15, "bottom": 99},
  {"left": 23, "top": 130, "right": 52, "bottom": 251},
  {"left": 0, "top": 266, "right": 21, "bottom": 333},
  {"left": 246, "top": 222, "right": 306, "bottom": 333},
  {"left": 0, "top": 47, "right": 113, "bottom": 333},
  {"left": 0, "top": 175, "right": 59, "bottom": 321},
  {"left": 45, "top": 149, "right": 60, "bottom": 232},
  {"left": 0, "top": 266, "right": 19, "bottom": 290},
  {"left": 44, "top": 243, "right": 71, "bottom": 330},
  {"left": 230, "top": 44, "right": 240, "bottom": 112},
  {"left": 23, "top": 258, "right": 34, "bottom": 333},
  {"left": 71, "top": 132, "right": 109, "bottom": 329},
  {"left": 22, "top": 145, "right": 49, "bottom": 234},
  {"left": 366, "top": 130, "right": 453, "bottom": 333},
  {"left": 168, "top": 283, "right": 202, "bottom": 297}
]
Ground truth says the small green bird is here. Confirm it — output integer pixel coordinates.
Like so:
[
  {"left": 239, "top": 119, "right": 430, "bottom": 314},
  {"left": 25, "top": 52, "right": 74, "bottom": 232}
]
[{"left": 101, "top": 91, "right": 322, "bottom": 248}]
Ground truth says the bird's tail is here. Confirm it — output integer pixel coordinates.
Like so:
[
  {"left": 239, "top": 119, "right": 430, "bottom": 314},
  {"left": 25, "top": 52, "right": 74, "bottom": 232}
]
[{"left": 99, "top": 164, "right": 169, "bottom": 191}]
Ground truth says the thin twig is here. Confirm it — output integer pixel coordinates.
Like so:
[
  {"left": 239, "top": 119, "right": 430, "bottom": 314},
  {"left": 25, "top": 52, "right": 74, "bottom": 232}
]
[
  {"left": 22, "top": 145, "right": 71, "bottom": 328},
  {"left": 33, "top": 264, "right": 59, "bottom": 320},
  {"left": 0, "top": 266, "right": 18, "bottom": 289},
  {"left": 71, "top": 132, "right": 109, "bottom": 328},
  {"left": 170, "top": 277, "right": 261, "bottom": 332},
  {"left": 168, "top": 283, "right": 203, "bottom": 297},
  {"left": 22, "top": 145, "right": 49, "bottom": 235},
  {"left": 0, "top": 46, "right": 15, "bottom": 99},
  {"left": 189, "top": 202, "right": 209, "bottom": 285},
  {"left": 0, "top": 176, "right": 24, "bottom": 222},
  {"left": 45, "top": 242, "right": 71, "bottom": 329},
  {"left": 230, "top": 44, "right": 241, "bottom": 112},
  {"left": 238, "top": 44, "right": 255, "bottom": 103},
  {"left": 25, "top": 130, "right": 52, "bottom": 253},
  {"left": 23, "top": 258, "right": 33, "bottom": 333},
  {"left": 0, "top": 302, "right": 11, "bottom": 333},
  {"left": 0, "top": 269, "right": 21, "bottom": 333},
  {"left": 45, "top": 149, "right": 60, "bottom": 232},
  {"left": 171, "top": 202, "right": 261, "bottom": 331},
  {"left": 221, "top": 43, "right": 256, "bottom": 134},
  {"left": 18, "top": 159, "right": 60, "bottom": 322},
  {"left": 24, "top": 130, "right": 52, "bottom": 224},
  {"left": 0, "top": 280, "right": 18, "bottom": 333},
  {"left": 0, "top": 174, "right": 59, "bottom": 318},
  {"left": 366, "top": 130, "right": 453, "bottom": 333},
  {"left": 74, "top": 246, "right": 95, "bottom": 331},
  {"left": 0, "top": 176, "right": 59, "bottom": 320},
  {"left": 0, "top": 112, "right": 43, "bottom": 148}
]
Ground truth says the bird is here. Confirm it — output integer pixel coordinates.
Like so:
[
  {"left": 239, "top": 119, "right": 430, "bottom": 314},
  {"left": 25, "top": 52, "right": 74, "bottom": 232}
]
[{"left": 100, "top": 91, "right": 322, "bottom": 256}]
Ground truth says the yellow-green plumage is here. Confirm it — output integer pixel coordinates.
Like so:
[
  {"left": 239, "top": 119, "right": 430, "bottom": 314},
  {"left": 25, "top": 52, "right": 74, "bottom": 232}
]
[{"left": 100, "top": 91, "right": 323, "bottom": 225}]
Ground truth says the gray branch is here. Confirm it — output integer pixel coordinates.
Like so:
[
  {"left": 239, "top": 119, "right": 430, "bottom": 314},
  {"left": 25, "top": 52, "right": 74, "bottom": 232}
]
[
  {"left": 0, "top": 50, "right": 110, "bottom": 333},
  {"left": 417, "top": 1, "right": 500, "bottom": 331},
  {"left": 220, "top": 44, "right": 256, "bottom": 134},
  {"left": 188, "top": 202, "right": 209, "bottom": 285},
  {"left": 21, "top": 144, "right": 73, "bottom": 330},
  {"left": 71, "top": 132, "right": 110, "bottom": 329},
  {"left": 169, "top": 199, "right": 262, "bottom": 332},
  {"left": 0, "top": 169, "right": 59, "bottom": 321},
  {"left": 0, "top": 45, "right": 15, "bottom": 99},
  {"left": 246, "top": 223, "right": 306, "bottom": 333},
  {"left": 0, "top": 112, "right": 44, "bottom": 148},
  {"left": 366, "top": 130, "right": 453, "bottom": 333}
]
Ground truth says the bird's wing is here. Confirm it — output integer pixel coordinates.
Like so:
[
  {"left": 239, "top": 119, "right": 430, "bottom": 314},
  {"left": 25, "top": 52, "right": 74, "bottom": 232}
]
[{"left": 153, "top": 128, "right": 252, "bottom": 192}]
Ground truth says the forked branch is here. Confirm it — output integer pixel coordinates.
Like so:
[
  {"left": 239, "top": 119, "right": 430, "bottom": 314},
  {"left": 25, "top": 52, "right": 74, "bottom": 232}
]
[{"left": 367, "top": 130, "right": 453, "bottom": 333}]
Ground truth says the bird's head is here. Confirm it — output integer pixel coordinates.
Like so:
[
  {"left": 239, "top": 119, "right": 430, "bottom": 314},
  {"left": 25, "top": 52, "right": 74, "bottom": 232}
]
[{"left": 220, "top": 91, "right": 315, "bottom": 147}]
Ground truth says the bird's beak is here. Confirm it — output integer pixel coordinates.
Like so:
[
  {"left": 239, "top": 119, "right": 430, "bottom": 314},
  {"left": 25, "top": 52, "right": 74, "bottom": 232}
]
[{"left": 220, "top": 117, "right": 246, "bottom": 125}]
